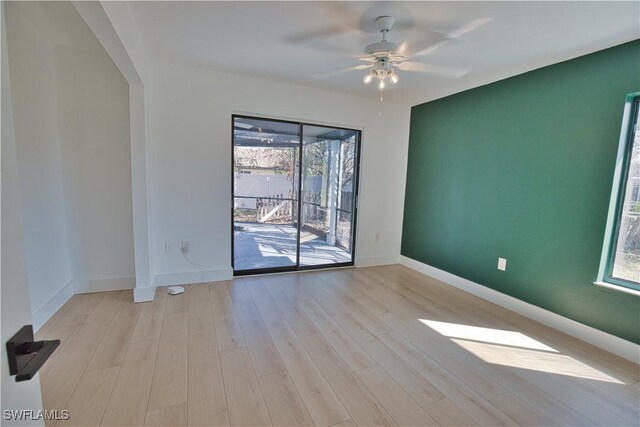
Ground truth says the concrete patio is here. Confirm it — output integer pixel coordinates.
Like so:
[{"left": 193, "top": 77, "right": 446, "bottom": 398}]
[{"left": 233, "top": 222, "right": 351, "bottom": 271}]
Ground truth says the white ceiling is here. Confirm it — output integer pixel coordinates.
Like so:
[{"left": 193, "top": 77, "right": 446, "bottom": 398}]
[{"left": 129, "top": 1, "right": 639, "bottom": 106}]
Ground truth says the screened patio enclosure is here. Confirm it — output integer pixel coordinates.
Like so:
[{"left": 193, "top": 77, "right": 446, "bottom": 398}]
[{"left": 232, "top": 116, "right": 360, "bottom": 274}]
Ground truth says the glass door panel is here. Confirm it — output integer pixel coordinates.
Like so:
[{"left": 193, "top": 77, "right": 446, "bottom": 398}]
[
  {"left": 299, "top": 125, "right": 359, "bottom": 267},
  {"left": 233, "top": 117, "right": 300, "bottom": 273}
]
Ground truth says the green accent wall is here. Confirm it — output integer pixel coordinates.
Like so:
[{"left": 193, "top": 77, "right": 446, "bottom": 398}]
[{"left": 402, "top": 40, "right": 640, "bottom": 344}]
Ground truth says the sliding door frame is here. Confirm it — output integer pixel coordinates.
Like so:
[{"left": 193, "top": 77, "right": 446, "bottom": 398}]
[{"left": 231, "top": 114, "right": 362, "bottom": 276}]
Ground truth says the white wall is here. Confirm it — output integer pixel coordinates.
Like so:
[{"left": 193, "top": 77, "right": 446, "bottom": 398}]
[
  {"left": 5, "top": 2, "right": 134, "bottom": 326},
  {"left": 55, "top": 46, "right": 135, "bottom": 292},
  {"left": 71, "top": 1, "right": 152, "bottom": 300},
  {"left": 6, "top": 5, "right": 73, "bottom": 315},
  {"left": 148, "top": 60, "right": 411, "bottom": 283},
  {"left": 1, "top": 4, "right": 44, "bottom": 420}
]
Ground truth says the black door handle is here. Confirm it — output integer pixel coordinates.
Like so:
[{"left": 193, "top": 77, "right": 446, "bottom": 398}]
[{"left": 6, "top": 325, "right": 60, "bottom": 382}]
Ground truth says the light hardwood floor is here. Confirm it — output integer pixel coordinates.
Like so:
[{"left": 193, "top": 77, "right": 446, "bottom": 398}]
[{"left": 37, "top": 265, "right": 640, "bottom": 426}]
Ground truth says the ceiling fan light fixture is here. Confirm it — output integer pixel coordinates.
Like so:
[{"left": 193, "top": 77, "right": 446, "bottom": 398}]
[{"left": 363, "top": 61, "right": 398, "bottom": 90}]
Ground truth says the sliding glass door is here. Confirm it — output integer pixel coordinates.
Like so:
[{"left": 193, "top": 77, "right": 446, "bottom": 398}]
[
  {"left": 299, "top": 125, "right": 358, "bottom": 267},
  {"left": 232, "top": 116, "right": 360, "bottom": 275},
  {"left": 232, "top": 117, "right": 300, "bottom": 272}
]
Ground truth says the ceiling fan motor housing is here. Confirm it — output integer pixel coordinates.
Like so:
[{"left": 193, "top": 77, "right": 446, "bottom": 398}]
[
  {"left": 375, "top": 16, "right": 396, "bottom": 33},
  {"left": 364, "top": 16, "right": 400, "bottom": 57},
  {"left": 363, "top": 41, "right": 400, "bottom": 56}
]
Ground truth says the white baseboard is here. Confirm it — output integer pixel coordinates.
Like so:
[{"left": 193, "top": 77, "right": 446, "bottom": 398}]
[
  {"left": 73, "top": 277, "right": 135, "bottom": 294},
  {"left": 134, "top": 286, "right": 156, "bottom": 303},
  {"left": 152, "top": 268, "right": 229, "bottom": 287},
  {"left": 356, "top": 254, "right": 400, "bottom": 268},
  {"left": 400, "top": 255, "right": 640, "bottom": 364},
  {"left": 33, "top": 281, "right": 74, "bottom": 331}
]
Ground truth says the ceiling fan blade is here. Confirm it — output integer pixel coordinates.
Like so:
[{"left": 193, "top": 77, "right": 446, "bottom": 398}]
[
  {"left": 396, "top": 61, "right": 469, "bottom": 79},
  {"left": 413, "top": 17, "right": 492, "bottom": 40},
  {"left": 447, "top": 17, "right": 492, "bottom": 38},
  {"left": 284, "top": 25, "right": 358, "bottom": 45},
  {"left": 284, "top": 2, "right": 362, "bottom": 45},
  {"left": 399, "top": 32, "right": 454, "bottom": 58},
  {"left": 410, "top": 40, "right": 451, "bottom": 57},
  {"left": 356, "top": 55, "right": 378, "bottom": 63},
  {"left": 312, "top": 64, "right": 372, "bottom": 80}
]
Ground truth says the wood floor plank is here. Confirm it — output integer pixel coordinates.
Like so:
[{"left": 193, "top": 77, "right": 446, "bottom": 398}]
[
  {"left": 35, "top": 295, "right": 78, "bottom": 340},
  {"left": 377, "top": 311, "right": 506, "bottom": 399},
  {"left": 330, "top": 420, "right": 356, "bottom": 427},
  {"left": 86, "top": 297, "right": 142, "bottom": 371},
  {"left": 261, "top": 288, "right": 329, "bottom": 352},
  {"left": 86, "top": 291, "right": 127, "bottom": 323},
  {"left": 145, "top": 403, "right": 187, "bottom": 427},
  {"left": 489, "top": 392, "right": 558, "bottom": 427},
  {"left": 307, "top": 346, "right": 397, "bottom": 427},
  {"left": 321, "top": 270, "right": 390, "bottom": 315},
  {"left": 101, "top": 339, "right": 159, "bottom": 426},
  {"left": 297, "top": 298, "right": 375, "bottom": 371},
  {"left": 147, "top": 311, "right": 189, "bottom": 410},
  {"left": 234, "top": 300, "right": 287, "bottom": 377},
  {"left": 165, "top": 286, "right": 190, "bottom": 314},
  {"left": 130, "top": 288, "right": 166, "bottom": 342},
  {"left": 258, "top": 372, "right": 314, "bottom": 427},
  {"left": 383, "top": 266, "right": 640, "bottom": 425},
  {"left": 355, "top": 365, "right": 438, "bottom": 426},
  {"left": 380, "top": 266, "right": 632, "bottom": 381},
  {"left": 347, "top": 277, "right": 599, "bottom": 426},
  {"left": 500, "top": 357, "right": 634, "bottom": 426},
  {"left": 219, "top": 347, "right": 272, "bottom": 427},
  {"left": 263, "top": 320, "right": 349, "bottom": 427},
  {"left": 58, "top": 292, "right": 105, "bottom": 326},
  {"left": 210, "top": 281, "right": 246, "bottom": 350},
  {"left": 425, "top": 398, "right": 480, "bottom": 427},
  {"left": 242, "top": 276, "right": 272, "bottom": 301},
  {"left": 227, "top": 278, "right": 252, "bottom": 304},
  {"left": 39, "top": 293, "right": 106, "bottom": 369},
  {"left": 257, "top": 274, "right": 288, "bottom": 294},
  {"left": 37, "top": 266, "right": 640, "bottom": 427},
  {"left": 187, "top": 333, "right": 229, "bottom": 426},
  {"left": 188, "top": 284, "right": 215, "bottom": 335},
  {"left": 308, "top": 273, "right": 391, "bottom": 335},
  {"left": 342, "top": 268, "right": 607, "bottom": 426},
  {"left": 41, "top": 320, "right": 110, "bottom": 411},
  {"left": 328, "top": 309, "right": 444, "bottom": 407},
  {"left": 565, "top": 338, "right": 640, "bottom": 384},
  {"left": 378, "top": 331, "right": 517, "bottom": 427},
  {"left": 56, "top": 366, "right": 119, "bottom": 427},
  {"left": 262, "top": 273, "right": 314, "bottom": 302}
]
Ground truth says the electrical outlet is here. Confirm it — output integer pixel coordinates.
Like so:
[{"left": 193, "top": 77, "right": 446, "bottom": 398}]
[
  {"left": 498, "top": 257, "right": 507, "bottom": 271},
  {"left": 181, "top": 241, "right": 190, "bottom": 254},
  {"left": 375, "top": 232, "right": 381, "bottom": 242},
  {"left": 165, "top": 242, "right": 174, "bottom": 254}
]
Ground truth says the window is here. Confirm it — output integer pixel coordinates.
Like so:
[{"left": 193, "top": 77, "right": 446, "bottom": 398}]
[{"left": 597, "top": 93, "right": 640, "bottom": 294}]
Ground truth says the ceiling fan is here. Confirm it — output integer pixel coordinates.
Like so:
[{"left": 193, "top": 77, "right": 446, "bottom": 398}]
[
  {"left": 318, "top": 15, "right": 470, "bottom": 91},
  {"left": 290, "top": 3, "right": 492, "bottom": 93}
]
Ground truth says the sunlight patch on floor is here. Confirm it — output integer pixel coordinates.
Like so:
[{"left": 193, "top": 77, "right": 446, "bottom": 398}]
[
  {"left": 452, "top": 339, "right": 624, "bottom": 383},
  {"left": 418, "top": 319, "right": 623, "bottom": 384},
  {"left": 418, "top": 319, "right": 557, "bottom": 352}
]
